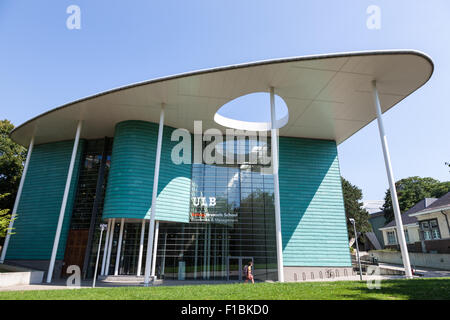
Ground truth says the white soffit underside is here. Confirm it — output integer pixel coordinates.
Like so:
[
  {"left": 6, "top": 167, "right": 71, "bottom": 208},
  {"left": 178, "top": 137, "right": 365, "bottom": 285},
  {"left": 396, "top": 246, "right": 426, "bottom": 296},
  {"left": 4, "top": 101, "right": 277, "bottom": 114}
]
[{"left": 10, "top": 50, "right": 433, "bottom": 146}]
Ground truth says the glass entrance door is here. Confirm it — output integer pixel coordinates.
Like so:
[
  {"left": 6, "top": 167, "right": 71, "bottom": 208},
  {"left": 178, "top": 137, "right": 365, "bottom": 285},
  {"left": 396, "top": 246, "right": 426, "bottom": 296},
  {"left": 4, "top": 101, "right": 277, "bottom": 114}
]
[{"left": 227, "top": 256, "right": 254, "bottom": 281}]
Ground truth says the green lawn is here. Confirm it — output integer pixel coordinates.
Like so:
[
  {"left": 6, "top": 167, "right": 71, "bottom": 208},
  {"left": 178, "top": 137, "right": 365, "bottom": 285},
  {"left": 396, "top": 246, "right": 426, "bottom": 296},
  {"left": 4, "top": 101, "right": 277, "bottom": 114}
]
[{"left": 0, "top": 278, "right": 449, "bottom": 300}]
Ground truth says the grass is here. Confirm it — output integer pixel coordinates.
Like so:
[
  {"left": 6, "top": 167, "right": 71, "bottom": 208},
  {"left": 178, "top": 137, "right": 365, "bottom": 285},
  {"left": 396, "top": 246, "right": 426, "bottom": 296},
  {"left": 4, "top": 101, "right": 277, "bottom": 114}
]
[{"left": 0, "top": 278, "right": 449, "bottom": 300}]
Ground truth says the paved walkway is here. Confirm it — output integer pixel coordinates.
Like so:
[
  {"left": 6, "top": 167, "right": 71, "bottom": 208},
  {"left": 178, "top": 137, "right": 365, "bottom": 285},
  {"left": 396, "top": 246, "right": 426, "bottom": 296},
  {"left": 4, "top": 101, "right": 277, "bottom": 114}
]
[{"left": 378, "top": 262, "right": 450, "bottom": 278}]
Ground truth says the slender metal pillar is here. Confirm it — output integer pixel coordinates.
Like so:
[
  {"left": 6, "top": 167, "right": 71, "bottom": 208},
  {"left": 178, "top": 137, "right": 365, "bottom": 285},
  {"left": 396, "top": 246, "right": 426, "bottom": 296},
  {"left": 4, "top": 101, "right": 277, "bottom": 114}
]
[
  {"left": 47, "top": 121, "right": 82, "bottom": 283},
  {"left": 0, "top": 137, "right": 35, "bottom": 263},
  {"left": 351, "top": 220, "right": 363, "bottom": 281},
  {"left": 372, "top": 80, "right": 412, "bottom": 278},
  {"left": 92, "top": 224, "right": 106, "bottom": 287},
  {"left": 105, "top": 218, "right": 116, "bottom": 276},
  {"left": 270, "top": 87, "right": 285, "bottom": 282},
  {"left": 137, "top": 219, "right": 146, "bottom": 276},
  {"left": 100, "top": 219, "right": 112, "bottom": 275},
  {"left": 144, "top": 103, "right": 165, "bottom": 285},
  {"left": 114, "top": 218, "right": 125, "bottom": 276},
  {"left": 151, "top": 221, "right": 160, "bottom": 278}
]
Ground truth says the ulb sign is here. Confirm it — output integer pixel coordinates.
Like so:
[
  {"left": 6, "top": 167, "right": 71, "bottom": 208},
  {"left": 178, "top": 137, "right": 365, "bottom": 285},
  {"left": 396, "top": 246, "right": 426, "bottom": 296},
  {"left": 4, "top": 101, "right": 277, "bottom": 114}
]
[
  {"left": 191, "top": 197, "right": 216, "bottom": 208},
  {"left": 190, "top": 196, "right": 237, "bottom": 224},
  {"left": 190, "top": 197, "right": 216, "bottom": 222}
]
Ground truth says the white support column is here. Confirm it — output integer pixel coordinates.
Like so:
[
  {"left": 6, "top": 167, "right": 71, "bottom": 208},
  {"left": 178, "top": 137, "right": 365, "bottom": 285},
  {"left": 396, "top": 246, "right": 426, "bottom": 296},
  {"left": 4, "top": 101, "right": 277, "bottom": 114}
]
[
  {"left": 144, "top": 103, "right": 165, "bottom": 285},
  {"left": 47, "top": 121, "right": 82, "bottom": 283},
  {"left": 270, "top": 87, "right": 285, "bottom": 282},
  {"left": 150, "top": 221, "right": 160, "bottom": 278},
  {"left": 105, "top": 218, "right": 116, "bottom": 276},
  {"left": 100, "top": 219, "right": 112, "bottom": 275},
  {"left": 137, "top": 219, "right": 146, "bottom": 276},
  {"left": 114, "top": 218, "right": 125, "bottom": 276},
  {"left": 372, "top": 80, "right": 412, "bottom": 278},
  {"left": 0, "top": 137, "right": 35, "bottom": 263}
]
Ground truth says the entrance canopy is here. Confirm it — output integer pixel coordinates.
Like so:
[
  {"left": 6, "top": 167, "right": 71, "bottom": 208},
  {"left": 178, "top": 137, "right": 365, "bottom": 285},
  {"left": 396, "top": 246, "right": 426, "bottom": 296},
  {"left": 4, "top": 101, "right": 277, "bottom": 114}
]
[{"left": 11, "top": 50, "right": 433, "bottom": 146}]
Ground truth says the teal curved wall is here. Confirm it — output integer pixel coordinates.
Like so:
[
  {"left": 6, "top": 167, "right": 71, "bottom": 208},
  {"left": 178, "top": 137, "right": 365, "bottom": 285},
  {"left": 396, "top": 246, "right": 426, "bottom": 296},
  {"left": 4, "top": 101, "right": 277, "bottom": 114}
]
[
  {"left": 102, "top": 120, "right": 191, "bottom": 222},
  {"left": 279, "top": 137, "right": 351, "bottom": 267},
  {"left": 6, "top": 140, "right": 85, "bottom": 260}
]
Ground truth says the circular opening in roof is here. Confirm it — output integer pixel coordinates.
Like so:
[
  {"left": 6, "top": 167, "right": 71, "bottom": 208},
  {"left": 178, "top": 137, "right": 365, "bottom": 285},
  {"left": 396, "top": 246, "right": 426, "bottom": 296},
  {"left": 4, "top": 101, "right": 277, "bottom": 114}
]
[{"left": 214, "top": 92, "right": 289, "bottom": 131}]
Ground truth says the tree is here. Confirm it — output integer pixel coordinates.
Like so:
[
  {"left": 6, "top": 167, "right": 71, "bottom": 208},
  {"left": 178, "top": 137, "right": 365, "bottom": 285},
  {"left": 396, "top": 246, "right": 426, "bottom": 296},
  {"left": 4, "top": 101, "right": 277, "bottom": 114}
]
[
  {"left": 0, "top": 120, "right": 26, "bottom": 241},
  {"left": 0, "top": 193, "right": 12, "bottom": 238},
  {"left": 341, "top": 177, "right": 370, "bottom": 240},
  {"left": 382, "top": 176, "right": 450, "bottom": 223}
]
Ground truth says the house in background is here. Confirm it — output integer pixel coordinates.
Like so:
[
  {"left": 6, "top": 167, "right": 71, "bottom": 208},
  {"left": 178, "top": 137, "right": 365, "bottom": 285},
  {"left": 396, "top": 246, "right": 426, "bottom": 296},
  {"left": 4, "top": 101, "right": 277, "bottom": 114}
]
[
  {"left": 365, "top": 201, "right": 386, "bottom": 248},
  {"left": 410, "top": 192, "right": 450, "bottom": 253},
  {"left": 368, "top": 211, "right": 386, "bottom": 248},
  {"left": 379, "top": 198, "right": 438, "bottom": 250}
]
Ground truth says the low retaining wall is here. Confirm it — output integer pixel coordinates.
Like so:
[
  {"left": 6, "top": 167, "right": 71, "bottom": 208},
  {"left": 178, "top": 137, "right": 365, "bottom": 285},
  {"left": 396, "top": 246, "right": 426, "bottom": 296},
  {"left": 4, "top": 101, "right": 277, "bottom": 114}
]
[
  {"left": 370, "top": 250, "right": 450, "bottom": 270},
  {"left": 0, "top": 264, "right": 44, "bottom": 287},
  {"left": 386, "top": 239, "right": 450, "bottom": 254},
  {"left": 284, "top": 266, "right": 354, "bottom": 281}
]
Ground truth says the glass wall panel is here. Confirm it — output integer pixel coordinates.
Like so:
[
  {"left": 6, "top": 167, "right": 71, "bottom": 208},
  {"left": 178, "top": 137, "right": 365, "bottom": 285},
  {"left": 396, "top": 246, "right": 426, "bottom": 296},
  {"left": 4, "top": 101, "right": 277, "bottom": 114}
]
[
  {"left": 66, "top": 138, "right": 113, "bottom": 278},
  {"left": 154, "top": 136, "right": 277, "bottom": 281}
]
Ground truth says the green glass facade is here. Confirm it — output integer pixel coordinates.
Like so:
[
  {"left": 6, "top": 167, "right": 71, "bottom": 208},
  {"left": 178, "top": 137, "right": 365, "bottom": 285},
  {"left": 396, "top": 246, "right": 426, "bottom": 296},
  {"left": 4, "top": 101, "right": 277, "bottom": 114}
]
[
  {"left": 103, "top": 121, "right": 191, "bottom": 222},
  {"left": 4, "top": 120, "right": 351, "bottom": 281},
  {"left": 279, "top": 137, "right": 351, "bottom": 267},
  {"left": 5, "top": 140, "right": 84, "bottom": 261}
]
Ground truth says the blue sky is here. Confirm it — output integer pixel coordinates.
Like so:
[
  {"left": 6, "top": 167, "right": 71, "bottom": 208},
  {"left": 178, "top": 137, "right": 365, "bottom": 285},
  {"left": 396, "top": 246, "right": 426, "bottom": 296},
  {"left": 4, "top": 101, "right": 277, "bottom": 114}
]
[{"left": 1, "top": 1, "right": 449, "bottom": 201}]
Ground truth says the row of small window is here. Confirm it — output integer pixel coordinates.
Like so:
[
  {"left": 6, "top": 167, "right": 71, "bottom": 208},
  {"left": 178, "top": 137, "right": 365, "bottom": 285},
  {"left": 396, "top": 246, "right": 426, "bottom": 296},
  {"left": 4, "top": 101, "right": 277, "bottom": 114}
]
[
  {"left": 386, "top": 219, "right": 442, "bottom": 245},
  {"left": 420, "top": 219, "right": 441, "bottom": 240},
  {"left": 386, "top": 230, "right": 409, "bottom": 245}
]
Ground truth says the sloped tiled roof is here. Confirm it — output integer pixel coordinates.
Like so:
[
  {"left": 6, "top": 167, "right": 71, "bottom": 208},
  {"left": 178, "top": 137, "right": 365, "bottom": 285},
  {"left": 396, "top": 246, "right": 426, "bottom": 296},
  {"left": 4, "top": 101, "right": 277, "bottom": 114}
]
[
  {"left": 381, "top": 198, "right": 437, "bottom": 229},
  {"left": 411, "top": 192, "right": 450, "bottom": 216}
]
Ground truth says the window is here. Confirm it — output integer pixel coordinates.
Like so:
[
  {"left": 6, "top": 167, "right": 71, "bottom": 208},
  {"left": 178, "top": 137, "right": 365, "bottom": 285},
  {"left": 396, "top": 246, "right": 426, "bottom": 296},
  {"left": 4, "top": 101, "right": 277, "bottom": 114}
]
[
  {"left": 387, "top": 231, "right": 397, "bottom": 245},
  {"left": 420, "top": 219, "right": 441, "bottom": 240},
  {"left": 404, "top": 229, "right": 410, "bottom": 243}
]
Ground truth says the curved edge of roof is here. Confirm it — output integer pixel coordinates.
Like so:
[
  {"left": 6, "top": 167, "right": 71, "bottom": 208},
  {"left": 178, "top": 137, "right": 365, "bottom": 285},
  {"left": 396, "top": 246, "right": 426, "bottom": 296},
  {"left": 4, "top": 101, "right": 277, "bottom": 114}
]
[{"left": 11, "top": 49, "right": 434, "bottom": 139}]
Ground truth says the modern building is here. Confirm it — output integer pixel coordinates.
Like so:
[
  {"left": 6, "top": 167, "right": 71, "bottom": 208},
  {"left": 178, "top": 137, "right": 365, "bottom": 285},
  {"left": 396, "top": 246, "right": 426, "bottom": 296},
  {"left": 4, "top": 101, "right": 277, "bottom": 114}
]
[{"left": 0, "top": 50, "right": 433, "bottom": 283}]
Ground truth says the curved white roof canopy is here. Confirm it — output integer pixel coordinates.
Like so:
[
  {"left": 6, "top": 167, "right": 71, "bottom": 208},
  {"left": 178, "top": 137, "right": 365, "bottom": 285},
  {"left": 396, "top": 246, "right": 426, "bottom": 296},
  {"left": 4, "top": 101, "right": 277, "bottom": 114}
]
[{"left": 11, "top": 50, "right": 433, "bottom": 146}]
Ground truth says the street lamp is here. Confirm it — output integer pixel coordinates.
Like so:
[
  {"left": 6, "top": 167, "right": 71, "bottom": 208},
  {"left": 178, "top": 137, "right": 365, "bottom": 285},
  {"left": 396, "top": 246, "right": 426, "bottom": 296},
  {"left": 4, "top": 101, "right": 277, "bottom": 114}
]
[
  {"left": 349, "top": 218, "right": 363, "bottom": 281},
  {"left": 92, "top": 223, "right": 108, "bottom": 288}
]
